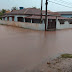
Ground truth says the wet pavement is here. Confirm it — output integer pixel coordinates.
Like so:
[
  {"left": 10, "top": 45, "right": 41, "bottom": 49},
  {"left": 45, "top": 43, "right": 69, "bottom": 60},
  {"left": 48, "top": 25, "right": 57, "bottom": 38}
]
[{"left": 0, "top": 25, "right": 72, "bottom": 72}]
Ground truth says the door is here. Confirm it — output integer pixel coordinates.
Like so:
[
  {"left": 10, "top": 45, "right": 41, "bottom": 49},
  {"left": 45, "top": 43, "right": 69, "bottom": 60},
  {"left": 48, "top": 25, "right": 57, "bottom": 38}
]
[
  {"left": 48, "top": 19, "right": 56, "bottom": 29},
  {"left": 12, "top": 17, "right": 14, "bottom": 21},
  {"left": 7, "top": 17, "right": 9, "bottom": 21}
]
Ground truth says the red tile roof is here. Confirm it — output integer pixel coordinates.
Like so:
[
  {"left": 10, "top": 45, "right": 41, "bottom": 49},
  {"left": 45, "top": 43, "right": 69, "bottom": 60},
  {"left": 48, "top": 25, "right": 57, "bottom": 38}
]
[
  {"left": 5, "top": 8, "right": 42, "bottom": 15},
  {"left": 48, "top": 12, "right": 60, "bottom": 16},
  {"left": 25, "top": 15, "right": 72, "bottom": 20},
  {"left": 4, "top": 8, "right": 60, "bottom": 16},
  {"left": 58, "top": 11, "right": 72, "bottom": 14}
]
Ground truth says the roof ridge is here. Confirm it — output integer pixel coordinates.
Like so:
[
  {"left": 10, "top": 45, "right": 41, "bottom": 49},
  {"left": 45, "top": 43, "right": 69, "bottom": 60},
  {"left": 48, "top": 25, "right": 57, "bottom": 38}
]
[{"left": 24, "top": 8, "right": 30, "bottom": 14}]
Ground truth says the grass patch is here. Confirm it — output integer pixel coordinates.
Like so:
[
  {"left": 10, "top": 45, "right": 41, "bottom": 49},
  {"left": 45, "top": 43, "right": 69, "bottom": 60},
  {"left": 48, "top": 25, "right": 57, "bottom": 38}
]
[{"left": 61, "top": 54, "right": 72, "bottom": 58}]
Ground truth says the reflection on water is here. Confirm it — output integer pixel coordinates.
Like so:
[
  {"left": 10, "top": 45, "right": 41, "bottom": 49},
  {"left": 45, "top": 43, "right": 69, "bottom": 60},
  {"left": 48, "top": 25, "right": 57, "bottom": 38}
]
[{"left": 0, "top": 25, "right": 72, "bottom": 72}]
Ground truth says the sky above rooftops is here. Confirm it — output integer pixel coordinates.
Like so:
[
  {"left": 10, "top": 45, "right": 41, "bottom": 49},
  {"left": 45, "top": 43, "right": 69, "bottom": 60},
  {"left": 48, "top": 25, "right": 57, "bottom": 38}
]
[{"left": 0, "top": 0, "right": 72, "bottom": 12}]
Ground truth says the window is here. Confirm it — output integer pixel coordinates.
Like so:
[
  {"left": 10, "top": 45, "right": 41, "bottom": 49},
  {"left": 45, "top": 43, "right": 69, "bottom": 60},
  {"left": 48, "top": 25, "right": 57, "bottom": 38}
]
[
  {"left": 58, "top": 19, "right": 65, "bottom": 24},
  {"left": 25, "top": 18, "right": 31, "bottom": 23},
  {"left": 18, "top": 17, "right": 24, "bottom": 22},
  {"left": 32, "top": 19, "right": 40, "bottom": 23},
  {"left": 68, "top": 20, "right": 72, "bottom": 24}
]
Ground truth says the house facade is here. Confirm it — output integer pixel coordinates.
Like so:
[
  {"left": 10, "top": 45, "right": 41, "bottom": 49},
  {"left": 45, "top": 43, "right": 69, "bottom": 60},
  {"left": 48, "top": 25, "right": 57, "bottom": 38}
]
[
  {"left": 1, "top": 8, "right": 72, "bottom": 31},
  {"left": 58, "top": 11, "right": 72, "bottom": 18},
  {"left": 2, "top": 8, "right": 43, "bottom": 22},
  {"left": 2, "top": 8, "right": 60, "bottom": 23}
]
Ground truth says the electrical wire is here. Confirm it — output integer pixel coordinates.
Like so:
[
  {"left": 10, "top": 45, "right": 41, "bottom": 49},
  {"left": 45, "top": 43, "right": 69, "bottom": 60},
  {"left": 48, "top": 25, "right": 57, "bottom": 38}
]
[
  {"left": 52, "top": 0, "right": 72, "bottom": 5},
  {"left": 49, "top": 0, "right": 72, "bottom": 8}
]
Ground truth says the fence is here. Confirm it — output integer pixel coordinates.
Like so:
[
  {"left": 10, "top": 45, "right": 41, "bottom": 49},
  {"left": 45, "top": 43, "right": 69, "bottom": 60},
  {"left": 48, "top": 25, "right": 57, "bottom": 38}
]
[{"left": 0, "top": 20, "right": 45, "bottom": 30}]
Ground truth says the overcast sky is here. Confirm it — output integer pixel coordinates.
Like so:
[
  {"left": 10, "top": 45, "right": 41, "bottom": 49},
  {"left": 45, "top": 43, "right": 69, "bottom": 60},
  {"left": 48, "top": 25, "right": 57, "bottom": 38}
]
[{"left": 0, "top": 0, "right": 72, "bottom": 12}]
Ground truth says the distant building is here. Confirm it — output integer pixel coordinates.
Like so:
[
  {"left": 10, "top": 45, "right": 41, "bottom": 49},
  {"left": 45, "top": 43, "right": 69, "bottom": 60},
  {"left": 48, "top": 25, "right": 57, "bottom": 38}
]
[{"left": 58, "top": 11, "right": 72, "bottom": 18}]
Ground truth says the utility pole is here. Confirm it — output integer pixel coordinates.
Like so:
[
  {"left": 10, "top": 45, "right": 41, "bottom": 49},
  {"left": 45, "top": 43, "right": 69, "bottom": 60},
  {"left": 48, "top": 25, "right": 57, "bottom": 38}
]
[
  {"left": 45, "top": 0, "right": 48, "bottom": 31},
  {"left": 40, "top": 0, "right": 43, "bottom": 24}
]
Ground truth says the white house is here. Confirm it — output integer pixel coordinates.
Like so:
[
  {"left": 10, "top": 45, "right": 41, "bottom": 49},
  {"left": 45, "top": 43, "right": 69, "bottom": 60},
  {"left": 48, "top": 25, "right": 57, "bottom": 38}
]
[{"left": 1, "top": 8, "right": 72, "bottom": 31}]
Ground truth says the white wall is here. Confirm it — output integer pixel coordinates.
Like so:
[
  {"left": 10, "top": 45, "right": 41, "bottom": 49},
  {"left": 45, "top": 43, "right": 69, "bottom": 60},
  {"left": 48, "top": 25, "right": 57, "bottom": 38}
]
[
  {"left": 9, "top": 17, "right": 12, "bottom": 21},
  {"left": 14, "top": 15, "right": 29, "bottom": 22},
  {"left": 3, "top": 15, "right": 45, "bottom": 25},
  {"left": 0, "top": 20, "right": 45, "bottom": 30},
  {"left": 3, "top": 15, "right": 29, "bottom": 22},
  {"left": 56, "top": 20, "right": 72, "bottom": 29},
  {"left": 3, "top": 16, "right": 72, "bottom": 30},
  {"left": 14, "top": 16, "right": 18, "bottom": 22},
  {"left": 5, "top": 17, "right": 7, "bottom": 21}
]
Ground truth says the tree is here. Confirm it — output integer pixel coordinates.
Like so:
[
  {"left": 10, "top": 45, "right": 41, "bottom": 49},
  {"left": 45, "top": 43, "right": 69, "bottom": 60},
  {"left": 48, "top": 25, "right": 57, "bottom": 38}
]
[
  {"left": 0, "top": 12, "right": 3, "bottom": 16},
  {"left": 0, "top": 9, "right": 6, "bottom": 20},
  {"left": 0, "top": 12, "right": 3, "bottom": 20},
  {"left": 32, "top": 7, "right": 36, "bottom": 8},
  {"left": 32, "top": 7, "right": 40, "bottom": 9},
  {"left": 1, "top": 9, "right": 6, "bottom": 13},
  {"left": 11, "top": 7, "right": 18, "bottom": 11}
]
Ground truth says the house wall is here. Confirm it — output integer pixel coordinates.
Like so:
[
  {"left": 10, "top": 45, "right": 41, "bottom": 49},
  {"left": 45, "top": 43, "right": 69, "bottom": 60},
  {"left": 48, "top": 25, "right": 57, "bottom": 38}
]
[
  {"left": 2, "top": 18, "right": 5, "bottom": 20},
  {"left": 2, "top": 15, "right": 46, "bottom": 24},
  {"left": 5, "top": 17, "right": 7, "bottom": 21},
  {"left": 61, "top": 14, "right": 72, "bottom": 18},
  {"left": 14, "top": 15, "right": 29, "bottom": 22},
  {"left": 56, "top": 20, "right": 72, "bottom": 29},
  {"left": 2, "top": 15, "right": 29, "bottom": 22},
  {"left": 1, "top": 18, "right": 72, "bottom": 30},
  {"left": 9, "top": 17, "right": 12, "bottom": 21},
  {"left": 0, "top": 20, "right": 45, "bottom": 30}
]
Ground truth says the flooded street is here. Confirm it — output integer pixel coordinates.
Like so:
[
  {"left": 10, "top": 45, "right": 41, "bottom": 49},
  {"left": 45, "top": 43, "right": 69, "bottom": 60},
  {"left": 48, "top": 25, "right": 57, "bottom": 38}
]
[{"left": 0, "top": 25, "right": 72, "bottom": 72}]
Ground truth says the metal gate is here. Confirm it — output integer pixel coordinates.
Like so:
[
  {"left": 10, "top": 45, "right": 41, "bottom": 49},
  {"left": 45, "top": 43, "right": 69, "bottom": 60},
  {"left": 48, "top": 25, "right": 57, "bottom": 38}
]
[{"left": 47, "top": 19, "right": 56, "bottom": 30}]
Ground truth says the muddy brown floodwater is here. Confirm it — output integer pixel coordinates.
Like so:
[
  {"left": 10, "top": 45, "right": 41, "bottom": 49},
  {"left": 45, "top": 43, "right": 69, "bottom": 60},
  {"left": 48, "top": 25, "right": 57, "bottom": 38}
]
[{"left": 0, "top": 25, "right": 72, "bottom": 72}]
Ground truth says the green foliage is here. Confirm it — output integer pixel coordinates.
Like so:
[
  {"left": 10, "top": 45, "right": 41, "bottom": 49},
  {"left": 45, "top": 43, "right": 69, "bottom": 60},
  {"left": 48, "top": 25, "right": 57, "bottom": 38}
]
[
  {"left": 32, "top": 7, "right": 36, "bottom": 8},
  {"left": 0, "top": 9, "right": 6, "bottom": 16},
  {"left": 1, "top": 9, "right": 6, "bottom": 13},
  {"left": 11, "top": 7, "right": 18, "bottom": 11},
  {"left": 0, "top": 12, "right": 3, "bottom": 16},
  {"left": 61, "top": 54, "right": 72, "bottom": 58},
  {"left": 0, "top": 12, "right": 3, "bottom": 20},
  {"left": 0, "top": 17, "right": 2, "bottom": 20},
  {"left": 32, "top": 7, "right": 40, "bottom": 9},
  {"left": 0, "top": 9, "right": 6, "bottom": 20}
]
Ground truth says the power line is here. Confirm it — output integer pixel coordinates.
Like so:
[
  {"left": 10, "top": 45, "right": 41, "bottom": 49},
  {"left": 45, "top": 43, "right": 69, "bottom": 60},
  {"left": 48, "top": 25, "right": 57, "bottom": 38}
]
[
  {"left": 49, "top": 0, "right": 72, "bottom": 8},
  {"left": 53, "top": 0, "right": 72, "bottom": 5},
  {"left": 60, "top": 0, "right": 72, "bottom": 5}
]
